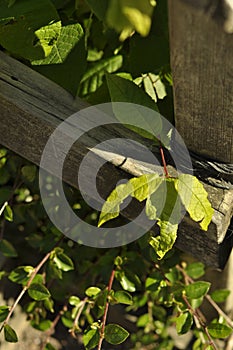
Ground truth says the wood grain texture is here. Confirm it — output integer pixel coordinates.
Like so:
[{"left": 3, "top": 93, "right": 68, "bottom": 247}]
[
  {"left": 168, "top": 0, "right": 233, "bottom": 162},
  {"left": 0, "top": 51, "right": 232, "bottom": 268}
]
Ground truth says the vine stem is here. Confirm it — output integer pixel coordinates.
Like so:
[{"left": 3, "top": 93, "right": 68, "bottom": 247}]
[
  {"left": 177, "top": 265, "right": 233, "bottom": 328},
  {"left": 70, "top": 297, "right": 88, "bottom": 338},
  {"left": 97, "top": 269, "right": 116, "bottom": 350},
  {"left": 182, "top": 293, "right": 219, "bottom": 350},
  {"left": 159, "top": 145, "right": 169, "bottom": 178},
  {"left": 0, "top": 237, "right": 63, "bottom": 333}
]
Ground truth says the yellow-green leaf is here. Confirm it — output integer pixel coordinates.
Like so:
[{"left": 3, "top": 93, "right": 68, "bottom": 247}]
[
  {"left": 175, "top": 174, "right": 214, "bottom": 231},
  {"left": 98, "top": 173, "right": 163, "bottom": 227}
]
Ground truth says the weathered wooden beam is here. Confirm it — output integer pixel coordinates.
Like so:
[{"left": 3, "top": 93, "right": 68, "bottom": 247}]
[
  {"left": 168, "top": 0, "right": 233, "bottom": 163},
  {"left": 0, "top": 51, "right": 232, "bottom": 268}
]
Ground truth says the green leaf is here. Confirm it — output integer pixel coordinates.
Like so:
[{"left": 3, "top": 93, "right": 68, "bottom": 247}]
[
  {"left": 32, "top": 23, "right": 83, "bottom": 65},
  {"left": 114, "top": 290, "right": 133, "bottom": 305},
  {"left": 4, "top": 324, "right": 18, "bottom": 343},
  {"left": 83, "top": 328, "right": 100, "bottom": 350},
  {"left": 176, "top": 311, "right": 193, "bottom": 334},
  {"left": 28, "top": 283, "right": 51, "bottom": 301},
  {"left": 185, "top": 262, "right": 205, "bottom": 279},
  {"left": 8, "top": 266, "right": 34, "bottom": 285},
  {"left": 32, "top": 23, "right": 86, "bottom": 96},
  {"left": 34, "top": 21, "right": 61, "bottom": 58},
  {"left": 143, "top": 73, "right": 166, "bottom": 102},
  {"left": 21, "top": 165, "right": 37, "bottom": 182},
  {"left": 79, "top": 56, "right": 123, "bottom": 96},
  {"left": 149, "top": 178, "right": 181, "bottom": 259},
  {"left": 106, "top": 73, "right": 161, "bottom": 142},
  {"left": 4, "top": 205, "right": 13, "bottom": 222},
  {"left": 53, "top": 251, "right": 74, "bottom": 272},
  {"left": 106, "top": 0, "right": 155, "bottom": 40},
  {"left": 105, "top": 323, "right": 129, "bottom": 345},
  {"left": 0, "top": 167, "right": 10, "bottom": 185},
  {"left": 69, "top": 296, "right": 81, "bottom": 306},
  {"left": 98, "top": 173, "right": 162, "bottom": 227},
  {"left": 0, "top": 239, "right": 17, "bottom": 257},
  {"left": 44, "top": 343, "right": 57, "bottom": 350},
  {"left": 207, "top": 323, "right": 232, "bottom": 338},
  {"left": 137, "top": 313, "right": 150, "bottom": 327},
  {"left": 85, "top": 287, "right": 101, "bottom": 298},
  {"left": 0, "top": 305, "right": 9, "bottom": 322},
  {"left": 0, "top": 0, "right": 59, "bottom": 60},
  {"left": 185, "top": 281, "right": 211, "bottom": 300},
  {"left": 116, "top": 272, "right": 136, "bottom": 292},
  {"left": 149, "top": 221, "right": 178, "bottom": 260},
  {"left": 32, "top": 319, "right": 52, "bottom": 331},
  {"left": 210, "top": 289, "right": 231, "bottom": 303},
  {"left": 175, "top": 174, "right": 214, "bottom": 231}
]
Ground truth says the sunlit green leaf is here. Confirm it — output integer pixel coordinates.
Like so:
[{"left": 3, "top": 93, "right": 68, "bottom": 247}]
[
  {"left": 85, "top": 287, "right": 101, "bottom": 298},
  {"left": 175, "top": 174, "right": 214, "bottom": 231},
  {"left": 4, "top": 205, "right": 13, "bottom": 222},
  {"left": 32, "top": 23, "right": 83, "bottom": 65},
  {"left": 83, "top": 328, "right": 100, "bottom": 350},
  {"left": 98, "top": 173, "right": 162, "bottom": 227},
  {"left": 104, "top": 323, "right": 129, "bottom": 345},
  {"left": 185, "top": 281, "right": 210, "bottom": 299},
  {"left": 207, "top": 323, "right": 232, "bottom": 338},
  {"left": 176, "top": 311, "right": 193, "bottom": 334},
  {"left": 34, "top": 21, "right": 61, "bottom": 57},
  {"left": 106, "top": 0, "right": 155, "bottom": 40},
  {"left": 53, "top": 251, "right": 74, "bottom": 272},
  {"left": 79, "top": 56, "right": 123, "bottom": 96}
]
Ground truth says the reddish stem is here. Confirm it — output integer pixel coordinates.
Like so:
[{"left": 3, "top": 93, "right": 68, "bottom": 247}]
[
  {"left": 159, "top": 145, "right": 169, "bottom": 178},
  {"left": 97, "top": 269, "right": 116, "bottom": 350}
]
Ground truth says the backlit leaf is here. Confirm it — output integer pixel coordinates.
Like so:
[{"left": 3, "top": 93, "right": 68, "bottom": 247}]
[
  {"left": 98, "top": 173, "right": 162, "bottom": 227},
  {"left": 0, "top": 305, "right": 9, "bottom": 322},
  {"left": 175, "top": 174, "right": 214, "bottom": 231},
  {"left": 79, "top": 56, "right": 123, "bottom": 96}
]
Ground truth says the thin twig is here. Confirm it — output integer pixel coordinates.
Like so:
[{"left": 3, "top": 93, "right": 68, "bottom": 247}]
[
  {"left": 70, "top": 297, "right": 88, "bottom": 338},
  {"left": 182, "top": 293, "right": 219, "bottom": 350},
  {"left": 97, "top": 269, "right": 116, "bottom": 350},
  {"left": 0, "top": 237, "right": 63, "bottom": 332},
  {"left": 177, "top": 264, "right": 233, "bottom": 328}
]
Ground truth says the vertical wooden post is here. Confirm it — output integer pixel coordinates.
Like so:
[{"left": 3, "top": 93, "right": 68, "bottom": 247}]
[
  {"left": 168, "top": 0, "right": 233, "bottom": 163},
  {"left": 168, "top": 0, "right": 233, "bottom": 316}
]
